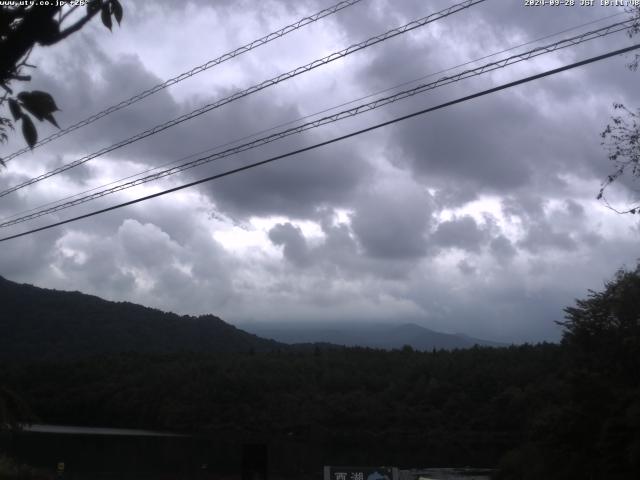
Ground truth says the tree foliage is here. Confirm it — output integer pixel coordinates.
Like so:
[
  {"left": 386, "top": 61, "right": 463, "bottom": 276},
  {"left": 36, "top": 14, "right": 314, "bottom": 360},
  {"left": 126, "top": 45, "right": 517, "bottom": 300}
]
[
  {"left": 0, "top": 386, "right": 34, "bottom": 431},
  {"left": 599, "top": 6, "right": 640, "bottom": 213},
  {"left": 1, "top": 269, "right": 639, "bottom": 477},
  {"left": 600, "top": 104, "right": 640, "bottom": 214},
  {"left": 559, "top": 262, "right": 640, "bottom": 370},
  {"left": 1, "top": 344, "right": 564, "bottom": 469},
  {"left": 0, "top": 0, "right": 123, "bottom": 164},
  {"left": 498, "top": 263, "right": 640, "bottom": 479}
]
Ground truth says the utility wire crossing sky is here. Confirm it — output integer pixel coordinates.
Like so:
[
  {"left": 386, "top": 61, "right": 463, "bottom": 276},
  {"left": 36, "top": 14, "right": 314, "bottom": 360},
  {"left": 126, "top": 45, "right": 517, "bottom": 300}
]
[
  {"left": 0, "top": 0, "right": 486, "bottom": 198},
  {"left": 2, "top": 0, "right": 365, "bottom": 162},
  {"left": 0, "top": 17, "right": 633, "bottom": 229},
  {"left": 0, "top": 9, "right": 628, "bottom": 224},
  {"left": 1, "top": 0, "right": 639, "bottom": 343},
  {"left": 2, "top": 41, "right": 638, "bottom": 243}
]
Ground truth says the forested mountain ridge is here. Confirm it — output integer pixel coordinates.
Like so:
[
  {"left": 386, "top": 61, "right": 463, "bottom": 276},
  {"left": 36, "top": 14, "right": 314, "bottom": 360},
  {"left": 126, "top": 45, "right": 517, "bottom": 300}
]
[
  {"left": 1, "top": 264, "right": 639, "bottom": 478},
  {"left": 0, "top": 275, "right": 501, "bottom": 359},
  {"left": 0, "top": 275, "right": 284, "bottom": 359}
]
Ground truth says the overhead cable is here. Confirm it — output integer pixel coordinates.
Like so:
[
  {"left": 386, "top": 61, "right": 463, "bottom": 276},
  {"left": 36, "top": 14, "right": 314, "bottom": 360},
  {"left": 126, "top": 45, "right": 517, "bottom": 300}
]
[
  {"left": 1, "top": 43, "right": 638, "bottom": 243},
  {"left": 0, "top": 18, "right": 632, "bottom": 228},
  {"left": 1, "top": 9, "right": 625, "bottom": 225},
  {"left": 1, "top": 0, "right": 366, "bottom": 163},
  {"left": 0, "top": 0, "right": 486, "bottom": 198}
]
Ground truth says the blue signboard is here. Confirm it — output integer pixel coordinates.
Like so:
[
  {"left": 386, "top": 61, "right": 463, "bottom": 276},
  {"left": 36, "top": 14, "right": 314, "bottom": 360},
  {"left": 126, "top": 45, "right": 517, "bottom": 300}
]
[{"left": 324, "top": 466, "right": 397, "bottom": 480}]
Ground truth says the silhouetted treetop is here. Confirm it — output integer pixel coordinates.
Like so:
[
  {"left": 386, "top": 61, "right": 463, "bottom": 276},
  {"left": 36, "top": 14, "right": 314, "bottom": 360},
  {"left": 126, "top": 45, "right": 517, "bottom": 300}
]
[{"left": 0, "top": 1, "right": 123, "bottom": 159}]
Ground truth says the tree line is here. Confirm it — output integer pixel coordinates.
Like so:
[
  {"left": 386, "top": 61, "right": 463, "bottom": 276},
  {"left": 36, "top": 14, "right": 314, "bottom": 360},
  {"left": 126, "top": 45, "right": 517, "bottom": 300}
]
[{"left": 1, "top": 262, "right": 638, "bottom": 478}]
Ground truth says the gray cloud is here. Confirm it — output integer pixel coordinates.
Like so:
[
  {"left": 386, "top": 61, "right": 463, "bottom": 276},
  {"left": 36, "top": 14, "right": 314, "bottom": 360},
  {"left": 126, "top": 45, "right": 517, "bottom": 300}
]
[
  {"left": 390, "top": 91, "right": 536, "bottom": 200},
  {"left": 205, "top": 139, "right": 372, "bottom": 220},
  {"left": 490, "top": 235, "right": 517, "bottom": 263},
  {"left": 350, "top": 183, "right": 433, "bottom": 259},
  {"left": 47, "top": 217, "right": 235, "bottom": 315},
  {"left": 0, "top": 228, "right": 61, "bottom": 281},
  {"left": 269, "top": 222, "right": 311, "bottom": 267},
  {"left": 518, "top": 222, "right": 577, "bottom": 253},
  {"left": 21, "top": 35, "right": 376, "bottom": 221},
  {"left": 457, "top": 258, "right": 476, "bottom": 276},
  {"left": 1, "top": 0, "right": 639, "bottom": 344},
  {"left": 432, "top": 215, "right": 488, "bottom": 253}
]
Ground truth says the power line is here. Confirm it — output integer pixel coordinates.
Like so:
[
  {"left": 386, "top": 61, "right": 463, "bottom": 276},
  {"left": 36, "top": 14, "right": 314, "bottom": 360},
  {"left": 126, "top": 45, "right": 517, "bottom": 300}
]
[
  {"left": 0, "top": 0, "right": 486, "bottom": 198},
  {"left": 1, "top": 10, "right": 626, "bottom": 225},
  {"left": 0, "top": 18, "right": 632, "bottom": 228},
  {"left": 1, "top": 0, "right": 366, "bottom": 163},
  {"left": 2, "top": 43, "right": 638, "bottom": 244}
]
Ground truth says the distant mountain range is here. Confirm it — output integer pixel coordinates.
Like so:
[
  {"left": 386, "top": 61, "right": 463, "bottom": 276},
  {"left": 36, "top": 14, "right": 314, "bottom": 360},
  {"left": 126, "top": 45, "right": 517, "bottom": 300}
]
[
  {"left": 0, "top": 275, "right": 503, "bottom": 361},
  {"left": 239, "top": 321, "right": 506, "bottom": 350}
]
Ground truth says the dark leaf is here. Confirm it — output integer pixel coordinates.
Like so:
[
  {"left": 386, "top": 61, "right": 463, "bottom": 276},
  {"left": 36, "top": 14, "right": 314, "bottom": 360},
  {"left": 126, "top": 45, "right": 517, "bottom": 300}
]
[
  {"left": 87, "top": 0, "right": 101, "bottom": 15},
  {"left": 10, "top": 74, "right": 31, "bottom": 81},
  {"left": 111, "top": 0, "right": 123, "bottom": 25},
  {"left": 21, "top": 115, "right": 37, "bottom": 148},
  {"left": 43, "top": 113, "right": 60, "bottom": 129},
  {"left": 8, "top": 98, "right": 22, "bottom": 121},
  {"left": 101, "top": 4, "right": 112, "bottom": 30},
  {"left": 0, "top": 116, "right": 13, "bottom": 131},
  {"left": 0, "top": 157, "right": 5, "bottom": 167},
  {"left": 17, "top": 91, "right": 59, "bottom": 121}
]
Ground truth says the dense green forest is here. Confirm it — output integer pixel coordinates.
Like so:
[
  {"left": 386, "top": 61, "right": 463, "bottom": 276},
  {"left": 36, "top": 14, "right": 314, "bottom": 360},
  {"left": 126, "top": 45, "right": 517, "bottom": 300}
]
[
  {"left": 1, "top": 264, "right": 639, "bottom": 479},
  {"left": 2, "top": 344, "right": 563, "bottom": 474}
]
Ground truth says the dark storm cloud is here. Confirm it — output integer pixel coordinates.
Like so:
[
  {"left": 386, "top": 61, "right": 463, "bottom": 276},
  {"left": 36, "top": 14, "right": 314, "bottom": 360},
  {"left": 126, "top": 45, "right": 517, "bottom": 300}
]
[
  {"left": 26, "top": 41, "right": 183, "bottom": 163},
  {"left": 1, "top": 0, "right": 639, "bottom": 344},
  {"left": 53, "top": 230, "right": 138, "bottom": 298},
  {"left": 393, "top": 0, "right": 626, "bottom": 57},
  {"left": 134, "top": 0, "right": 323, "bottom": 15},
  {"left": 265, "top": 208, "right": 427, "bottom": 281},
  {"left": 565, "top": 198, "right": 585, "bottom": 218},
  {"left": 501, "top": 194, "right": 601, "bottom": 254},
  {"left": 489, "top": 234, "right": 517, "bottom": 263},
  {"left": 389, "top": 90, "right": 536, "bottom": 204},
  {"left": 345, "top": 0, "right": 640, "bottom": 206},
  {"left": 432, "top": 215, "right": 488, "bottom": 253},
  {"left": 467, "top": 0, "right": 625, "bottom": 43},
  {"left": 515, "top": 198, "right": 607, "bottom": 254},
  {"left": 0, "top": 171, "right": 34, "bottom": 216},
  {"left": 518, "top": 222, "right": 577, "bottom": 253},
  {"left": 268, "top": 222, "right": 311, "bottom": 267},
  {"left": 202, "top": 138, "right": 372, "bottom": 220},
  {"left": 47, "top": 214, "right": 236, "bottom": 315},
  {"left": 0, "top": 228, "right": 62, "bottom": 281},
  {"left": 502, "top": 194, "right": 546, "bottom": 222},
  {"left": 21, "top": 0, "right": 629, "bottom": 225},
  {"left": 457, "top": 258, "right": 476, "bottom": 276},
  {"left": 314, "top": 214, "right": 361, "bottom": 269},
  {"left": 309, "top": 211, "right": 417, "bottom": 279},
  {"left": 350, "top": 183, "right": 433, "bottom": 259},
  {"left": 22, "top": 32, "right": 375, "bottom": 221},
  {"left": 402, "top": 260, "right": 604, "bottom": 342}
]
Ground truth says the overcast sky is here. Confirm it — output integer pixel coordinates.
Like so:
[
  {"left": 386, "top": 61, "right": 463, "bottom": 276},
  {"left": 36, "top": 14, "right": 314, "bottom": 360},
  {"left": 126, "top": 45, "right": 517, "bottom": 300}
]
[{"left": 1, "top": 0, "right": 639, "bottom": 342}]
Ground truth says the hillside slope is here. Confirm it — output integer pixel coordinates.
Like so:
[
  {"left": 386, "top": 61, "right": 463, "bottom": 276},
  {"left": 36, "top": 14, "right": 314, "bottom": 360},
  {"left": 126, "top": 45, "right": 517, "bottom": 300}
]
[{"left": 0, "top": 276, "right": 283, "bottom": 360}]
